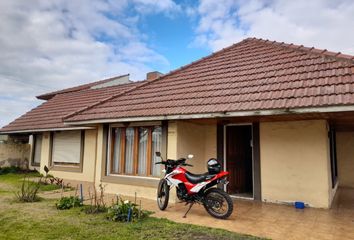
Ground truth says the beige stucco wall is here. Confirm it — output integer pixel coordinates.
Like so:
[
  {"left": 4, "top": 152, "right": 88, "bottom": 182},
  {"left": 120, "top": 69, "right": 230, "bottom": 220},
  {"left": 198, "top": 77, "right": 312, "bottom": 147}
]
[
  {"left": 95, "top": 125, "right": 104, "bottom": 185},
  {"left": 336, "top": 131, "right": 354, "bottom": 188},
  {"left": 260, "top": 120, "right": 332, "bottom": 208},
  {"left": 167, "top": 121, "right": 178, "bottom": 160},
  {"left": 0, "top": 142, "right": 30, "bottom": 168},
  {"left": 103, "top": 183, "right": 157, "bottom": 200},
  {"left": 39, "top": 130, "right": 97, "bottom": 182},
  {"left": 39, "top": 132, "right": 51, "bottom": 173},
  {"left": 175, "top": 121, "right": 217, "bottom": 173}
]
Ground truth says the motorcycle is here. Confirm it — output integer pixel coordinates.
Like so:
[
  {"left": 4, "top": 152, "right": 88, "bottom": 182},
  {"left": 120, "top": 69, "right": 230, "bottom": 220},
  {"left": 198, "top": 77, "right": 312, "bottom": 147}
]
[{"left": 155, "top": 152, "right": 233, "bottom": 219}]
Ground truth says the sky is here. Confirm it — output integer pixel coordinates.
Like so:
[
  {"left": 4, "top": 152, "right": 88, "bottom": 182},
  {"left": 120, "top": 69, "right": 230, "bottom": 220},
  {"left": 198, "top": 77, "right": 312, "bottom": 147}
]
[{"left": 0, "top": 0, "right": 354, "bottom": 127}]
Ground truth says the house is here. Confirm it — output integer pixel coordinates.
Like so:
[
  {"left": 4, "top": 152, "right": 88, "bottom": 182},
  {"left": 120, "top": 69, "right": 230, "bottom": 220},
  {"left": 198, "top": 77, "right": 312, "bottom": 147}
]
[{"left": 1, "top": 38, "right": 354, "bottom": 208}]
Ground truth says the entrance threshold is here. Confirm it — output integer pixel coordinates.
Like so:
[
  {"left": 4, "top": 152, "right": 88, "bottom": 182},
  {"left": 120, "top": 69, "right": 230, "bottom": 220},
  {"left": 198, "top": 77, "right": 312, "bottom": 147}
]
[{"left": 230, "top": 193, "right": 254, "bottom": 201}]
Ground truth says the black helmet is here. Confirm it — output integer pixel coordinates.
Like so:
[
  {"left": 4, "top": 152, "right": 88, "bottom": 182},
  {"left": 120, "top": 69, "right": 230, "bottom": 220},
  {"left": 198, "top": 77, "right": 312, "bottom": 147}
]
[{"left": 207, "top": 158, "right": 221, "bottom": 174}]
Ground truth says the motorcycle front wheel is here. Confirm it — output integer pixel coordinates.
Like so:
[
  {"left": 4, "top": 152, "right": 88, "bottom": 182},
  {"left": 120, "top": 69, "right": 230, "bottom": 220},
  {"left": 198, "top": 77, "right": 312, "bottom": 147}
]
[
  {"left": 203, "top": 188, "right": 233, "bottom": 219},
  {"left": 157, "top": 179, "right": 169, "bottom": 210}
]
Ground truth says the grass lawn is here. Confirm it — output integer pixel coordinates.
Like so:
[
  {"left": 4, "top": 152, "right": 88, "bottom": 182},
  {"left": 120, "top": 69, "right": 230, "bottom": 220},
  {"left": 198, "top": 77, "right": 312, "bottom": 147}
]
[
  {"left": 0, "top": 172, "right": 61, "bottom": 194},
  {"left": 0, "top": 173, "right": 265, "bottom": 240}
]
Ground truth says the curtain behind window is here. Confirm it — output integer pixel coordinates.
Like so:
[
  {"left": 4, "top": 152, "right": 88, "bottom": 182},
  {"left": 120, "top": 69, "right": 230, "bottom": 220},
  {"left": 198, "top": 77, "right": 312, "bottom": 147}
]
[
  {"left": 112, "top": 128, "right": 122, "bottom": 173},
  {"left": 138, "top": 127, "right": 148, "bottom": 175},
  {"left": 151, "top": 126, "right": 162, "bottom": 176},
  {"left": 125, "top": 128, "right": 134, "bottom": 174}
]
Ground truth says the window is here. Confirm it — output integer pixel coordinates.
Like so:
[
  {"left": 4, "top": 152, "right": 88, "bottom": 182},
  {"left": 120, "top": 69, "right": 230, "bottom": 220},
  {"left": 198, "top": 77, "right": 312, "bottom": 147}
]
[
  {"left": 109, "top": 126, "right": 162, "bottom": 177},
  {"left": 31, "top": 134, "right": 42, "bottom": 166},
  {"left": 51, "top": 131, "right": 84, "bottom": 167}
]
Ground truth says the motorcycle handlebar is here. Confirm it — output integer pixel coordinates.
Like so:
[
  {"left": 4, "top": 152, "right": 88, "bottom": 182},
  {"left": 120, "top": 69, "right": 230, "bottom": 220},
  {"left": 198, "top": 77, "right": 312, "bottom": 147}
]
[
  {"left": 183, "top": 163, "right": 193, "bottom": 167},
  {"left": 155, "top": 161, "right": 193, "bottom": 167}
]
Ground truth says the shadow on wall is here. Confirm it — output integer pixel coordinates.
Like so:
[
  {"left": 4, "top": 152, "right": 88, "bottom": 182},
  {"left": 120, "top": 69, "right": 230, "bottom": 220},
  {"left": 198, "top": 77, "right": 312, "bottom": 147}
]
[{"left": 0, "top": 135, "right": 30, "bottom": 169}]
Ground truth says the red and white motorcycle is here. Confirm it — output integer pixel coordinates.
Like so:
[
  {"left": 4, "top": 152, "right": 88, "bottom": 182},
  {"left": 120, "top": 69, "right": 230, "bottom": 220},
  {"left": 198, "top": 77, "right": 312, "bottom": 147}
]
[{"left": 155, "top": 152, "right": 233, "bottom": 219}]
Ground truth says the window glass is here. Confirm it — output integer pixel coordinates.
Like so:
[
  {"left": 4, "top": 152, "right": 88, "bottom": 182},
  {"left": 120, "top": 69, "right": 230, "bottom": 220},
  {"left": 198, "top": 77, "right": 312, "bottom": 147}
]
[
  {"left": 33, "top": 134, "right": 42, "bottom": 164},
  {"left": 151, "top": 126, "right": 162, "bottom": 177},
  {"left": 138, "top": 127, "right": 148, "bottom": 175},
  {"left": 112, "top": 128, "right": 122, "bottom": 173},
  {"left": 124, "top": 127, "right": 134, "bottom": 174},
  {"left": 109, "top": 125, "right": 162, "bottom": 177}
]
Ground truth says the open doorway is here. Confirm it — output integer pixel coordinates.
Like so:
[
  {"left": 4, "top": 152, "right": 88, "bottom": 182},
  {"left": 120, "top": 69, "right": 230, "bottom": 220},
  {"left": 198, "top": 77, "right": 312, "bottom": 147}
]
[{"left": 225, "top": 124, "right": 253, "bottom": 198}]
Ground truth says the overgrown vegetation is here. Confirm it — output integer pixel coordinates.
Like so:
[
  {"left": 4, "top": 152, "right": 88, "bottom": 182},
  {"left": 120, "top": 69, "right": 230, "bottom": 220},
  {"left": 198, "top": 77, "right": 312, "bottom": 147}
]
[
  {"left": 0, "top": 173, "right": 264, "bottom": 240},
  {"left": 0, "top": 166, "right": 36, "bottom": 175},
  {"left": 107, "top": 197, "right": 151, "bottom": 222},
  {"left": 56, "top": 196, "right": 83, "bottom": 210},
  {"left": 0, "top": 166, "right": 21, "bottom": 175},
  {"left": 84, "top": 184, "right": 107, "bottom": 214},
  {"left": 0, "top": 168, "right": 68, "bottom": 201},
  {"left": 14, "top": 176, "right": 42, "bottom": 202}
]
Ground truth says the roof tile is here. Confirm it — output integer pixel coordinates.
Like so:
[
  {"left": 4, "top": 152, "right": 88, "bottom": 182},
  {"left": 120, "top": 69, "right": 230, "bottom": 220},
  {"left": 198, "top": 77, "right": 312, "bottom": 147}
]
[
  {"left": 3, "top": 38, "right": 354, "bottom": 131},
  {"left": 65, "top": 38, "right": 354, "bottom": 122}
]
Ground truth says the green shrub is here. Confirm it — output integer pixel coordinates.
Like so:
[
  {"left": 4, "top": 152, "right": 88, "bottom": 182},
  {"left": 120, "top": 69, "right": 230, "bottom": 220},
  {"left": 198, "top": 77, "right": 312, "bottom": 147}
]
[
  {"left": 15, "top": 176, "right": 41, "bottom": 202},
  {"left": 106, "top": 198, "right": 151, "bottom": 222},
  {"left": 56, "top": 196, "right": 83, "bottom": 210},
  {"left": 0, "top": 166, "right": 21, "bottom": 175}
]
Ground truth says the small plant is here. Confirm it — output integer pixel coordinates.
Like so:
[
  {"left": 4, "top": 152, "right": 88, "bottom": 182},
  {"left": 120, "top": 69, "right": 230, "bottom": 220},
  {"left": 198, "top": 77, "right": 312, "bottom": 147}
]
[
  {"left": 49, "top": 177, "right": 64, "bottom": 186},
  {"left": 56, "top": 196, "right": 82, "bottom": 210},
  {"left": 39, "top": 167, "right": 70, "bottom": 189},
  {"left": 84, "top": 184, "right": 107, "bottom": 214},
  {"left": 106, "top": 197, "right": 151, "bottom": 222},
  {"left": 15, "top": 176, "right": 42, "bottom": 202}
]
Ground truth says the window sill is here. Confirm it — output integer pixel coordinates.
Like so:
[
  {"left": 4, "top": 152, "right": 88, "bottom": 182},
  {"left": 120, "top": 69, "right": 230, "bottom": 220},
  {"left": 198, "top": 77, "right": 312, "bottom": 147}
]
[
  {"left": 101, "top": 174, "right": 160, "bottom": 188},
  {"left": 50, "top": 165, "right": 83, "bottom": 173}
]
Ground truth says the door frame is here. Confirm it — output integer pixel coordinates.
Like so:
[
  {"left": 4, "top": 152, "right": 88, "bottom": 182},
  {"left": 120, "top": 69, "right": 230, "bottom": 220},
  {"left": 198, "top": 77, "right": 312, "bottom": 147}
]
[{"left": 223, "top": 123, "right": 255, "bottom": 200}]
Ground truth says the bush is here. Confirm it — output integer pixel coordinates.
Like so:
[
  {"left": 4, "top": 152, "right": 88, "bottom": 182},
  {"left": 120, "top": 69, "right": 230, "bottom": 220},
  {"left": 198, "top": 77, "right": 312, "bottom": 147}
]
[
  {"left": 56, "top": 196, "right": 83, "bottom": 210},
  {"left": 106, "top": 198, "right": 151, "bottom": 222},
  {"left": 15, "top": 176, "right": 41, "bottom": 202},
  {"left": 0, "top": 166, "right": 21, "bottom": 175}
]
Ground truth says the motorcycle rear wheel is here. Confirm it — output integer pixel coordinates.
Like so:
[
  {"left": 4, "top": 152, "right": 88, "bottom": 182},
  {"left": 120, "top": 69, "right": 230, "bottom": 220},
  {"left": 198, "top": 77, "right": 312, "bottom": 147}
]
[
  {"left": 157, "top": 179, "right": 169, "bottom": 210},
  {"left": 203, "top": 188, "right": 233, "bottom": 219}
]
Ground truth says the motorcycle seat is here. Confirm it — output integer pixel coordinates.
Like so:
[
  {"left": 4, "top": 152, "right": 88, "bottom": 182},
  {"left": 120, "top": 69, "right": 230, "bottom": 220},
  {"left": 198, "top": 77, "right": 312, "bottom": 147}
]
[{"left": 185, "top": 171, "right": 215, "bottom": 184}]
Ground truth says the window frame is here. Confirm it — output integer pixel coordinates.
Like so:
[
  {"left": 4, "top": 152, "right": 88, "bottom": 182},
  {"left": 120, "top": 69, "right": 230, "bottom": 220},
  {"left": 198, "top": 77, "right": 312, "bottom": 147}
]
[
  {"left": 49, "top": 130, "right": 85, "bottom": 172},
  {"left": 30, "top": 134, "right": 42, "bottom": 167},
  {"left": 107, "top": 123, "right": 162, "bottom": 177}
]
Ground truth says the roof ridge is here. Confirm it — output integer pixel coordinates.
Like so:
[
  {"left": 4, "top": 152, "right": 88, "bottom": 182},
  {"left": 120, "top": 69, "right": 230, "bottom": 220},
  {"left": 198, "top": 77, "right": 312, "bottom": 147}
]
[
  {"left": 62, "top": 80, "right": 146, "bottom": 121},
  {"left": 247, "top": 37, "right": 354, "bottom": 63},
  {"left": 64, "top": 39, "right": 253, "bottom": 122}
]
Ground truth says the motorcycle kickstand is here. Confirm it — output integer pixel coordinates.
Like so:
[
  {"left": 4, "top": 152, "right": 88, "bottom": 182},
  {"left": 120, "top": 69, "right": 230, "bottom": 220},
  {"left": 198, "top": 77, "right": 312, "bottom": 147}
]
[{"left": 183, "top": 202, "right": 194, "bottom": 218}]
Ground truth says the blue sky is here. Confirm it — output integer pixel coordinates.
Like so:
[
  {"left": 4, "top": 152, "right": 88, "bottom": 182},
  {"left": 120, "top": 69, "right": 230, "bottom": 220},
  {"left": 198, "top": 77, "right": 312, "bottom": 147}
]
[
  {"left": 0, "top": 0, "right": 354, "bottom": 127},
  {"left": 139, "top": 10, "right": 209, "bottom": 71}
]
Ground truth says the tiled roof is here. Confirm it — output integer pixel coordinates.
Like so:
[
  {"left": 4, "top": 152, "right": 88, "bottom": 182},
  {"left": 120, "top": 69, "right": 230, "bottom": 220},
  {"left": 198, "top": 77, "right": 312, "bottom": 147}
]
[
  {"left": 0, "top": 80, "right": 140, "bottom": 132},
  {"left": 65, "top": 38, "right": 354, "bottom": 123}
]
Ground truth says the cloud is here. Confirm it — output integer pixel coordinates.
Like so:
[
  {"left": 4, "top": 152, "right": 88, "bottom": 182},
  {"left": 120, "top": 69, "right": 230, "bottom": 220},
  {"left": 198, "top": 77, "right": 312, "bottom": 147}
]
[
  {"left": 192, "top": 0, "right": 354, "bottom": 54},
  {"left": 132, "top": 0, "right": 181, "bottom": 15},
  {"left": 0, "top": 0, "right": 176, "bottom": 127}
]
